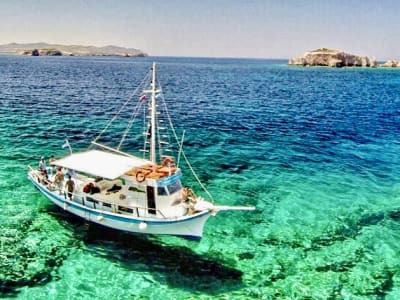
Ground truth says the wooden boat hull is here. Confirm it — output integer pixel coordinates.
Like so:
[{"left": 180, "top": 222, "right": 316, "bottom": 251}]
[{"left": 28, "top": 172, "right": 211, "bottom": 240}]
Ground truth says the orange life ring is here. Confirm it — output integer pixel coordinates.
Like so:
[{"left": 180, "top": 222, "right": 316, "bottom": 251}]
[{"left": 136, "top": 171, "right": 146, "bottom": 182}]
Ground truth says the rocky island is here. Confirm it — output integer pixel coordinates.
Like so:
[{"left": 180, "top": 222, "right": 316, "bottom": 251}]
[
  {"left": 289, "top": 48, "right": 377, "bottom": 68},
  {"left": 0, "top": 42, "right": 147, "bottom": 57},
  {"left": 380, "top": 60, "right": 400, "bottom": 67}
]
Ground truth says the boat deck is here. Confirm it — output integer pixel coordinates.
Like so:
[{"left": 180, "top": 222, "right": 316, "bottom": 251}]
[
  {"left": 76, "top": 177, "right": 127, "bottom": 203},
  {"left": 31, "top": 165, "right": 188, "bottom": 219}
]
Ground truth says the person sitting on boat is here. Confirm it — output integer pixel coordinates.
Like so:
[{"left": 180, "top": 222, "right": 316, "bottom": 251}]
[
  {"left": 182, "top": 186, "right": 191, "bottom": 201},
  {"left": 182, "top": 187, "right": 197, "bottom": 214},
  {"left": 65, "top": 175, "right": 75, "bottom": 200},
  {"left": 54, "top": 167, "right": 64, "bottom": 194}
]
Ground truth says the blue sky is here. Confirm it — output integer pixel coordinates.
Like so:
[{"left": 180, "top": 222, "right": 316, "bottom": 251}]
[{"left": 0, "top": 0, "right": 399, "bottom": 59}]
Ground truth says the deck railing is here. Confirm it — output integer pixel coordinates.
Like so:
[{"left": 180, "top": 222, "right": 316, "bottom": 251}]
[{"left": 28, "top": 166, "right": 169, "bottom": 219}]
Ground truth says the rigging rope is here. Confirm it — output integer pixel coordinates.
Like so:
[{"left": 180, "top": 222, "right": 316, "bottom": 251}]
[
  {"left": 93, "top": 70, "right": 152, "bottom": 145},
  {"left": 157, "top": 86, "right": 215, "bottom": 203},
  {"left": 91, "top": 65, "right": 216, "bottom": 203},
  {"left": 117, "top": 97, "right": 145, "bottom": 150}
]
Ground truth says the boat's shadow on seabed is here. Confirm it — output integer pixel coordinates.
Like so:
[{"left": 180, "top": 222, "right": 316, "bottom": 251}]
[
  {"left": 60, "top": 208, "right": 244, "bottom": 295},
  {"left": 0, "top": 206, "right": 244, "bottom": 297}
]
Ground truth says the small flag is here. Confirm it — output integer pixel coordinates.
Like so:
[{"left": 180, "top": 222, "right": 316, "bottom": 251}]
[
  {"left": 140, "top": 94, "right": 147, "bottom": 101},
  {"left": 62, "top": 139, "right": 73, "bottom": 154},
  {"left": 62, "top": 139, "right": 70, "bottom": 149}
]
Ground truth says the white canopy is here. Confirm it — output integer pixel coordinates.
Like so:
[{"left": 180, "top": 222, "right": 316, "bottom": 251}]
[{"left": 52, "top": 150, "right": 150, "bottom": 180}]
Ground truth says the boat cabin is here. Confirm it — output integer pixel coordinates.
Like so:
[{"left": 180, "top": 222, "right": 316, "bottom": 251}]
[{"left": 50, "top": 149, "right": 189, "bottom": 219}]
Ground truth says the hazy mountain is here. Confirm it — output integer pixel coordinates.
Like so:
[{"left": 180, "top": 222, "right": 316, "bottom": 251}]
[{"left": 0, "top": 42, "right": 147, "bottom": 57}]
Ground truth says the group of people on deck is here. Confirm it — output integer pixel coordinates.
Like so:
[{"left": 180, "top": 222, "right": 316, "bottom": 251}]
[{"left": 38, "top": 156, "right": 75, "bottom": 200}]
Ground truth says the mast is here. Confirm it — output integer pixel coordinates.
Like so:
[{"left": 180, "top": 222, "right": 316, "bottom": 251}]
[{"left": 150, "top": 62, "right": 157, "bottom": 164}]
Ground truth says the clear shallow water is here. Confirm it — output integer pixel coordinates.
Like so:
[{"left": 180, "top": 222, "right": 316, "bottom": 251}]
[{"left": 1, "top": 55, "right": 400, "bottom": 299}]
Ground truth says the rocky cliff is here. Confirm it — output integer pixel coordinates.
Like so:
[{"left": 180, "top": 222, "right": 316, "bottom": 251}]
[
  {"left": 21, "top": 49, "right": 63, "bottom": 56},
  {"left": 289, "top": 48, "right": 377, "bottom": 68},
  {"left": 380, "top": 60, "right": 400, "bottom": 67},
  {"left": 0, "top": 42, "right": 147, "bottom": 57}
]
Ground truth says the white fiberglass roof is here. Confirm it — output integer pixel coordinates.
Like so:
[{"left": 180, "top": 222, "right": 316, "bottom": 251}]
[{"left": 52, "top": 150, "right": 150, "bottom": 180}]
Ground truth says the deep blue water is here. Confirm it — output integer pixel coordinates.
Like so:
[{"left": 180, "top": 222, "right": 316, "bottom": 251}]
[{"left": 1, "top": 55, "right": 400, "bottom": 299}]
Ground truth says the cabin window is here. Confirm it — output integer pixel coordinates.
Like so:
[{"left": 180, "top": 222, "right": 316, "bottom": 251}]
[
  {"left": 103, "top": 202, "right": 111, "bottom": 208},
  {"left": 157, "top": 186, "right": 168, "bottom": 196},
  {"left": 118, "top": 206, "right": 133, "bottom": 214},
  {"left": 86, "top": 197, "right": 99, "bottom": 209},
  {"left": 167, "top": 181, "right": 182, "bottom": 194}
]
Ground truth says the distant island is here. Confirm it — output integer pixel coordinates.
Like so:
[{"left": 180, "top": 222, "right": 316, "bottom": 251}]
[
  {"left": 0, "top": 42, "right": 147, "bottom": 57},
  {"left": 288, "top": 48, "right": 377, "bottom": 68},
  {"left": 380, "top": 60, "right": 400, "bottom": 67},
  {"left": 289, "top": 48, "right": 400, "bottom": 68}
]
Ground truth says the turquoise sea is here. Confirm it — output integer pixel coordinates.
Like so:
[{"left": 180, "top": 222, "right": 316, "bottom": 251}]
[{"left": 1, "top": 55, "right": 400, "bottom": 299}]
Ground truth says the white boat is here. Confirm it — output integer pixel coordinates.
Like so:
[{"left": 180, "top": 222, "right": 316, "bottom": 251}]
[{"left": 27, "top": 63, "right": 254, "bottom": 240}]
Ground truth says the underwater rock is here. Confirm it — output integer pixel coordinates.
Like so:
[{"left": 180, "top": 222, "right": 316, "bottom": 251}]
[
  {"left": 263, "top": 209, "right": 397, "bottom": 252},
  {"left": 315, "top": 260, "right": 356, "bottom": 273},
  {"left": 238, "top": 252, "right": 255, "bottom": 260},
  {"left": 0, "top": 214, "right": 76, "bottom": 296},
  {"left": 388, "top": 210, "right": 400, "bottom": 221},
  {"left": 220, "top": 162, "right": 248, "bottom": 174}
]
